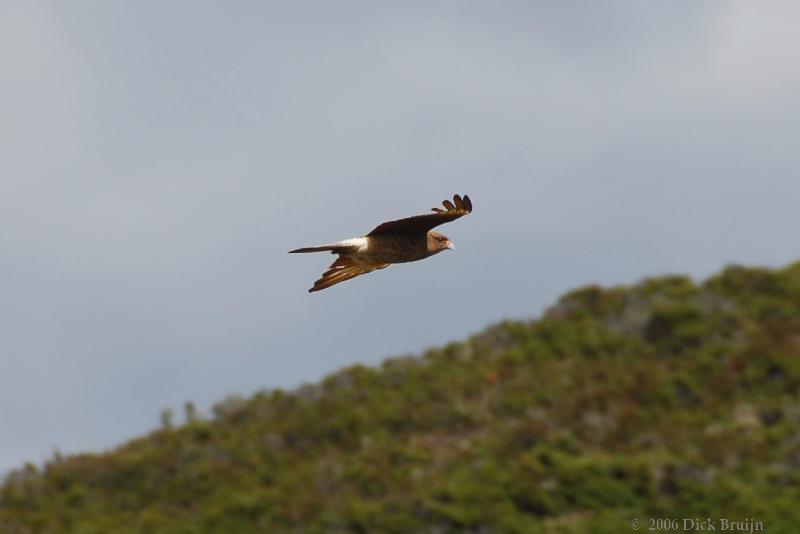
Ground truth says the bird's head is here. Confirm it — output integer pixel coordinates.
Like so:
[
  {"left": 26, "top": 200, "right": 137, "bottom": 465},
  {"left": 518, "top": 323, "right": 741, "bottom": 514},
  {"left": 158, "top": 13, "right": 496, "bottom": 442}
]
[{"left": 428, "top": 231, "right": 454, "bottom": 253}]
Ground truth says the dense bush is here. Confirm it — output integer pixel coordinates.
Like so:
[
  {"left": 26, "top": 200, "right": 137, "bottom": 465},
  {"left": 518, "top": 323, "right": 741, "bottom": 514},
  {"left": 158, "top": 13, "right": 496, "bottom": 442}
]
[{"left": 2, "top": 262, "right": 800, "bottom": 532}]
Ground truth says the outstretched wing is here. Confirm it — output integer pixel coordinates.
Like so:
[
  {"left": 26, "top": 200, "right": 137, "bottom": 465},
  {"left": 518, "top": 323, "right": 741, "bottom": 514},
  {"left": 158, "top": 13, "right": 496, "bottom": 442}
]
[
  {"left": 309, "top": 257, "right": 389, "bottom": 293},
  {"left": 367, "top": 194, "right": 472, "bottom": 236}
]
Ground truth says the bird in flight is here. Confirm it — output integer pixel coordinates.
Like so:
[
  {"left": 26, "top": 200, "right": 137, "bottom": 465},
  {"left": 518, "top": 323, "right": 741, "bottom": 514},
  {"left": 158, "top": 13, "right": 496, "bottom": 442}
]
[{"left": 290, "top": 194, "right": 473, "bottom": 292}]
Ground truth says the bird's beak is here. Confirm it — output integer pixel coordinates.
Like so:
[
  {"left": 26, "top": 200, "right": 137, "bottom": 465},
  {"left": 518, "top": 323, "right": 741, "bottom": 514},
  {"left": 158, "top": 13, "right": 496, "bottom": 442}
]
[{"left": 446, "top": 241, "right": 455, "bottom": 250}]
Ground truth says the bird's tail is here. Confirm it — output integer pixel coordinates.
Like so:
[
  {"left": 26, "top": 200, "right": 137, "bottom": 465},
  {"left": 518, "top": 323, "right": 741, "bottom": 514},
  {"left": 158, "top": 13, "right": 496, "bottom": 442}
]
[
  {"left": 289, "top": 245, "right": 339, "bottom": 253},
  {"left": 289, "top": 237, "right": 364, "bottom": 254}
]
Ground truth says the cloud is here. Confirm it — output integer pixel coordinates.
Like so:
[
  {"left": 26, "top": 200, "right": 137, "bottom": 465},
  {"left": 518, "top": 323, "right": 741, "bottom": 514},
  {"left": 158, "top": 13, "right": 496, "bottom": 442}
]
[{"left": 705, "top": 2, "right": 800, "bottom": 101}]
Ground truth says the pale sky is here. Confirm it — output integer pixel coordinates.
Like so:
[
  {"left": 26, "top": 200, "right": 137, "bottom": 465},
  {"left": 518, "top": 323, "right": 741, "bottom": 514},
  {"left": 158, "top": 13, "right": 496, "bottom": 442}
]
[{"left": 2, "top": 1, "right": 800, "bottom": 473}]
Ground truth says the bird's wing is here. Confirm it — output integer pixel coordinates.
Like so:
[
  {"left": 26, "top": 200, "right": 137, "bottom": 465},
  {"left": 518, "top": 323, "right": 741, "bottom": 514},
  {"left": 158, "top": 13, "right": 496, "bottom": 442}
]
[
  {"left": 367, "top": 194, "right": 472, "bottom": 236},
  {"left": 309, "top": 257, "right": 389, "bottom": 292}
]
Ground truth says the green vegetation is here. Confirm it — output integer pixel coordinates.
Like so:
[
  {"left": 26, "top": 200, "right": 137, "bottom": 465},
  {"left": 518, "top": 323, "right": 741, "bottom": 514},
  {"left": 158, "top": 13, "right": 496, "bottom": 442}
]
[{"left": 3, "top": 262, "right": 800, "bottom": 533}]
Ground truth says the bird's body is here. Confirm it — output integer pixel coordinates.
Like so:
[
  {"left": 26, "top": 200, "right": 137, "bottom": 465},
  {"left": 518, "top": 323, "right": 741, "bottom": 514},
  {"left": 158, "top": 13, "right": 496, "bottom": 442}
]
[
  {"left": 337, "top": 233, "right": 445, "bottom": 264},
  {"left": 290, "top": 195, "right": 472, "bottom": 292}
]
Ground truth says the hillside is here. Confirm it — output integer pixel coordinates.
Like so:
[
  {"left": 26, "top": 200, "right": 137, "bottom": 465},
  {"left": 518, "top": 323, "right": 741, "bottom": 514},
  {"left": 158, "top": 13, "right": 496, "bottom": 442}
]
[{"left": 3, "top": 262, "right": 800, "bottom": 533}]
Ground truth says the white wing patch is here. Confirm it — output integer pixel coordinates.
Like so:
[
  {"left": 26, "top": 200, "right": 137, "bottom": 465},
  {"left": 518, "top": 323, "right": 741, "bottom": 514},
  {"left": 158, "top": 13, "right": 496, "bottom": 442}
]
[{"left": 337, "top": 237, "right": 369, "bottom": 252}]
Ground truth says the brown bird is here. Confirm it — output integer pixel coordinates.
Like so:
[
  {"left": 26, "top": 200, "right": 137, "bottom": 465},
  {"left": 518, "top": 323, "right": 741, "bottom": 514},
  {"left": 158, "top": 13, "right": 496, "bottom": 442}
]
[{"left": 290, "top": 194, "right": 473, "bottom": 292}]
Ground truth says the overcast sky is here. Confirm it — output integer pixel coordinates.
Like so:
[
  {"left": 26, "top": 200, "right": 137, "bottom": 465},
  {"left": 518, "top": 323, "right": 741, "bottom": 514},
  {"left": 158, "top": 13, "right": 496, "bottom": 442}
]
[{"left": 2, "top": 2, "right": 799, "bottom": 473}]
